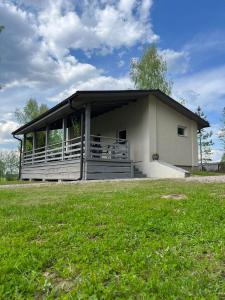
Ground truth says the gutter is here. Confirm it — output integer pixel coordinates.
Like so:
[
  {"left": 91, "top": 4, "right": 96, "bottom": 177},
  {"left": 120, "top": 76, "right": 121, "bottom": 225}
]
[
  {"left": 12, "top": 134, "right": 22, "bottom": 180},
  {"left": 69, "top": 99, "right": 84, "bottom": 181}
]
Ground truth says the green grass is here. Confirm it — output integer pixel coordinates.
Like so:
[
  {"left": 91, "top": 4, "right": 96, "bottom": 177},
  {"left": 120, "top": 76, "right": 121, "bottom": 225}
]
[
  {"left": 1, "top": 180, "right": 225, "bottom": 299},
  {"left": 0, "top": 180, "right": 33, "bottom": 185},
  {"left": 191, "top": 170, "right": 225, "bottom": 176}
]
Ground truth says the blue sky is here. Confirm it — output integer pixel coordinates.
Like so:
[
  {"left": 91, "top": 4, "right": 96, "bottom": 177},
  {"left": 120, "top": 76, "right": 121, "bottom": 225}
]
[{"left": 0, "top": 0, "right": 224, "bottom": 160}]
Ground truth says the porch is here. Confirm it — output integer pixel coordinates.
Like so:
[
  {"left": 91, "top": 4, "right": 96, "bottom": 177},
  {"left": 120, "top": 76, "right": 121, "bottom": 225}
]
[
  {"left": 21, "top": 134, "right": 132, "bottom": 181},
  {"left": 19, "top": 99, "right": 136, "bottom": 180},
  {"left": 13, "top": 91, "right": 152, "bottom": 181}
]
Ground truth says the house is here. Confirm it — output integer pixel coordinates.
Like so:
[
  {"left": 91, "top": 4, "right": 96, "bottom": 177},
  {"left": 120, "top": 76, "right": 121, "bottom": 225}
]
[{"left": 12, "top": 90, "right": 209, "bottom": 181}]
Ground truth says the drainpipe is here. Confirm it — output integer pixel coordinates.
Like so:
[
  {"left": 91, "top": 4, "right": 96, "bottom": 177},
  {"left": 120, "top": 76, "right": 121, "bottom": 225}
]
[
  {"left": 69, "top": 99, "right": 84, "bottom": 180},
  {"left": 12, "top": 134, "right": 22, "bottom": 180},
  {"left": 80, "top": 112, "right": 84, "bottom": 180}
]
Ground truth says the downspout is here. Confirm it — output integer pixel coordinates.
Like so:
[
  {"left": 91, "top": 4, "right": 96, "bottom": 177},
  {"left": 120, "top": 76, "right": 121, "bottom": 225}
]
[
  {"left": 80, "top": 112, "right": 84, "bottom": 180},
  {"left": 12, "top": 134, "right": 22, "bottom": 180},
  {"left": 69, "top": 99, "right": 84, "bottom": 180}
]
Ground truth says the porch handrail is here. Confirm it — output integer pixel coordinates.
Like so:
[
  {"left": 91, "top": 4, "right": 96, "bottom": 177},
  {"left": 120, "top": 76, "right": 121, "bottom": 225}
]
[
  {"left": 22, "top": 134, "right": 130, "bottom": 166},
  {"left": 23, "top": 136, "right": 82, "bottom": 155},
  {"left": 91, "top": 134, "right": 127, "bottom": 143},
  {"left": 89, "top": 135, "right": 129, "bottom": 160},
  {"left": 22, "top": 136, "right": 83, "bottom": 166}
]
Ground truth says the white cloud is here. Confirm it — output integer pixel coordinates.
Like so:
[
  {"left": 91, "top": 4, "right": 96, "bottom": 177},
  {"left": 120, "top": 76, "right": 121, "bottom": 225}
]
[
  {"left": 0, "top": 120, "right": 18, "bottom": 145},
  {"left": 0, "top": 0, "right": 153, "bottom": 148},
  {"left": 212, "top": 149, "right": 223, "bottom": 162},
  {"left": 0, "top": 0, "right": 156, "bottom": 94},
  {"left": 159, "top": 49, "right": 190, "bottom": 74},
  {"left": 173, "top": 65, "right": 225, "bottom": 113},
  {"left": 118, "top": 0, "right": 136, "bottom": 15},
  {"left": 183, "top": 31, "right": 225, "bottom": 55},
  {"left": 48, "top": 75, "right": 133, "bottom": 102},
  {"left": 37, "top": 0, "right": 157, "bottom": 58},
  {"left": 217, "top": 130, "right": 225, "bottom": 138}
]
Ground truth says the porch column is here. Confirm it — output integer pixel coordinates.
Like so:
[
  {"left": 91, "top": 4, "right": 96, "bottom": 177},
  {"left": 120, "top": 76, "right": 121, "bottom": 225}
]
[
  {"left": 23, "top": 133, "right": 27, "bottom": 153},
  {"left": 80, "top": 112, "right": 85, "bottom": 179},
  {"left": 22, "top": 133, "right": 27, "bottom": 165},
  {"left": 62, "top": 118, "right": 67, "bottom": 160},
  {"left": 45, "top": 126, "right": 49, "bottom": 162},
  {"left": 85, "top": 103, "right": 91, "bottom": 159},
  {"left": 32, "top": 132, "right": 36, "bottom": 164}
]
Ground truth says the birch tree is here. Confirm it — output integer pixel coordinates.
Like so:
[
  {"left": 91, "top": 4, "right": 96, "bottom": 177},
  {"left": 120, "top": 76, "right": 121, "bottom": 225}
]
[
  {"left": 130, "top": 45, "right": 172, "bottom": 95},
  {"left": 196, "top": 106, "right": 214, "bottom": 169}
]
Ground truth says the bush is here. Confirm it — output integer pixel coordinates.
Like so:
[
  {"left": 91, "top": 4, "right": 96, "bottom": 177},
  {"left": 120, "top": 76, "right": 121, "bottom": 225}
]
[
  {"left": 5, "top": 173, "right": 18, "bottom": 181},
  {"left": 219, "top": 162, "right": 225, "bottom": 173}
]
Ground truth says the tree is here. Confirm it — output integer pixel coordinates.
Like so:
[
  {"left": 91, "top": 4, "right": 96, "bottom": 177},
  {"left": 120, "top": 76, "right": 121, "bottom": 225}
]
[
  {"left": 15, "top": 99, "right": 49, "bottom": 150},
  {"left": 4, "top": 151, "right": 19, "bottom": 179},
  {"left": 196, "top": 106, "right": 214, "bottom": 169},
  {"left": 15, "top": 98, "right": 48, "bottom": 125},
  {"left": 130, "top": 45, "right": 172, "bottom": 95},
  {"left": 0, "top": 151, "right": 19, "bottom": 180},
  {"left": 221, "top": 153, "right": 225, "bottom": 162},
  {"left": 0, "top": 152, "right": 6, "bottom": 180}
]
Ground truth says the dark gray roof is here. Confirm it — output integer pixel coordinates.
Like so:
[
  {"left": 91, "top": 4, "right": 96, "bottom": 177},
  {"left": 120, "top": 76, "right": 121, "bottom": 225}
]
[{"left": 12, "top": 89, "right": 209, "bottom": 135}]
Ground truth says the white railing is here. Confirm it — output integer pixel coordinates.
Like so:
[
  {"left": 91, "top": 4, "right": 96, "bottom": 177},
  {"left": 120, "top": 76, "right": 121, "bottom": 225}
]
[
  {"left": 22, "top": 136, "right": 82, "bottom": 166},
  {"left": 90, "top": 135, "right": 129, "bottom": 160},
  {"left": 22, "top": 135, "right": 130, "bottom": 166}
]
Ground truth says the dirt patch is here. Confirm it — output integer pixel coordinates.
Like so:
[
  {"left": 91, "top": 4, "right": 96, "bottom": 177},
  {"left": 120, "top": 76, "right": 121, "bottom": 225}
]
[
  {"left": 43, "top": 271, "right": 74, "bottom": 292},
  {"left": 161, "top": 194, "right": 187, "bottom": 200}
]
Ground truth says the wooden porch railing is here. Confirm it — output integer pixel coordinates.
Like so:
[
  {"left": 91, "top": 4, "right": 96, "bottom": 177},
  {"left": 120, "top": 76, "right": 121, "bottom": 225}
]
[
  {"left": 22, "top": 135, "right": 130, "bottom": 166},
  {"left": 22, "top": 136, "right": 82, "bottom": 166},
  {"left": 90, "top": 135, "right": 129, "bottom": 160}
]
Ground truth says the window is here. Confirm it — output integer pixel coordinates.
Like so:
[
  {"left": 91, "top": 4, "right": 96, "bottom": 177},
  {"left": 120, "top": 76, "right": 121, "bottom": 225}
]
[
  {"left": 177, "top": 126, "right": 186, "bottom": 136},
  {"left": 118, "top": 130, "right": 126, "bottom": 144}
]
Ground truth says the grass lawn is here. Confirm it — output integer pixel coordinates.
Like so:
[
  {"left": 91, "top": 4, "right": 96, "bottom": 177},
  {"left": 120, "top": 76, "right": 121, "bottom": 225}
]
[
  {"left": 1, "top": 180, "right": 225, "bottom": 299},
  {"left": 0, "top": 180, "right": 34, "bottom": 185},
  {"left": 191, "top": 170, "right": 225, "bottom": 176}
]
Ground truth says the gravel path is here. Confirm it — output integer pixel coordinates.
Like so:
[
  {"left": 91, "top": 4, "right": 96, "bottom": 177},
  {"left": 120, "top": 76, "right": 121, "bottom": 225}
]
[
  {"left": 186, "top": 175, "right": 225, "bottom": 183},
  {"left": 0, "top": 175, "right": 225, "bottom": 189}
]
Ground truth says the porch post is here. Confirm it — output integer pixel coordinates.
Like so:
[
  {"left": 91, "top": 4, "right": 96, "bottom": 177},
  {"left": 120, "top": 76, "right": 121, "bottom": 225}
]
[
  {"left": 21, "top": 133, "right": 27, "bottom": 166},
  {"left": 23, "top": 133, "right": 27, "bottom": 153},
  {"left": 80, "top": 112, "right": 84, "bottom": 179},
  {"left": 127, "top": 142, "right": 130, "bottom": 160},
  {"left": 45, "top": 126, "right": 49, "bottom": 162},
  {"left": 85, "top": 103, "right": 91, "bottom": 159},
  {"left": 32, "top": 132, "right": 36, "bottom": 164},
  {"left": 62, "top": 118, "right": 67, "bottom": 160}
]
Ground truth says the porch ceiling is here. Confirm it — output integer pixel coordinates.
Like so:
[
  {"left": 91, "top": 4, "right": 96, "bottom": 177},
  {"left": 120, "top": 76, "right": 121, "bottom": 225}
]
[{"left": 12, "top": 90, "right": 209, "bottom": 135}]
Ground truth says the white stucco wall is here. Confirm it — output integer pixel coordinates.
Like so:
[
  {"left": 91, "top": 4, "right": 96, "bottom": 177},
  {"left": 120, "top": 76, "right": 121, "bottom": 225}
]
[
  {"left": 91, "top": 97, "right": 151, "bottom": 166},
  {"left": 91, "top": 95, "right": 198, "bottom": 178},
  {"left": 148, "top": 161, "right": 189, "bottom": 178},
  {"left": 150, "top": 96, "right": 198, "bottom": 167}
]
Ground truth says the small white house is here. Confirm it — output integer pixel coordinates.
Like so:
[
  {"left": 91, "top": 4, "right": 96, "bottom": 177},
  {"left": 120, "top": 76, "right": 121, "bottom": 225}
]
[{"left": 12, "top": 90, "right": 209, "bottom": 181}]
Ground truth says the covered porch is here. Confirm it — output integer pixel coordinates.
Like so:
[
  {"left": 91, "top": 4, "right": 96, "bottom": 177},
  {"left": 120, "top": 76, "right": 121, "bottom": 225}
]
[{"left": 14, "top": 91, "right": 148, "bottom": 181}]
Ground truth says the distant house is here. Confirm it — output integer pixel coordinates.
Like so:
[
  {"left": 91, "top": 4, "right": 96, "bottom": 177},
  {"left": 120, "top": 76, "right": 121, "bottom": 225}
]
[{"left": 12, "top": 90, "right": 209, "bottom": 181}]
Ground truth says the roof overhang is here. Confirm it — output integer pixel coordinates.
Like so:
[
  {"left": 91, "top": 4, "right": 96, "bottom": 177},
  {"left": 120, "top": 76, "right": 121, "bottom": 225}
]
[{"left": 12, "top": 90, "right": 209, "bottom": 135}]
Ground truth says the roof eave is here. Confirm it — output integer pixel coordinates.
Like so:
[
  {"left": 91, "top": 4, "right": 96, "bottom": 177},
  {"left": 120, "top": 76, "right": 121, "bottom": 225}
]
[{"left": 12, "top": 89, "right": 210, "bottom": 135}]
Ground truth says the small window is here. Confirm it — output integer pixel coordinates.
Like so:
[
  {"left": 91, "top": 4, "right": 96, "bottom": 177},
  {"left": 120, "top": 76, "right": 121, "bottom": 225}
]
[
  {"left": 118, "top": 130, "right": 126, "bottom": 144},
  {"left": 177, "top": 126, "right": 186, "bottom": 136}
]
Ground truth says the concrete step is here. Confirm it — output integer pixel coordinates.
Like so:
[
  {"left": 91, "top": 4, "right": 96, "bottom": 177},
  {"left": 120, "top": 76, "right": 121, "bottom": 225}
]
[{"left": 133, "top": 166, "right": 146, "bottom": 178}]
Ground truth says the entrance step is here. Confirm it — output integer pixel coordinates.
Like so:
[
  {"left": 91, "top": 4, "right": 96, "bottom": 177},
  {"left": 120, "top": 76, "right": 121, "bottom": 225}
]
[{"left": 133, "top": 166, "right": 146, "bottom": 178}]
